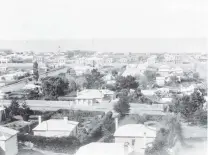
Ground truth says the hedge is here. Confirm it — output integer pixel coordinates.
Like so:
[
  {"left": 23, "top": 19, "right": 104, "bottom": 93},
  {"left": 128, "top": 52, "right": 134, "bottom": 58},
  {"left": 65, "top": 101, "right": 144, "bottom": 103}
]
[
  {"left": 18, "top": 134, "right": 80, "bottom": 154},
  {"left": 51, "top": 109, "right": 105, "bottom": 122}
]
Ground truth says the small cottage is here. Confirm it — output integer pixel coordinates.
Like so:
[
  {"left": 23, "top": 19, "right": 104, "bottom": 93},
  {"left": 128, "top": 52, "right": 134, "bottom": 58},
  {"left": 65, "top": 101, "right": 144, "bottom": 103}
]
[{"left": 33, "top": 116, "right": 79, "bottom": 137}]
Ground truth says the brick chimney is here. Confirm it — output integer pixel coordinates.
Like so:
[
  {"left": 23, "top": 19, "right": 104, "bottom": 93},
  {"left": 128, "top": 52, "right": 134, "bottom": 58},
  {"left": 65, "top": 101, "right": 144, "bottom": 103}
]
[
  {"left": 64, "top": 117, "right": 68, "bottom": 124},
  {"left": 115, "top": 117, "right": 118, "bottom": 130},
  {"left": 38, "top": 116, "right": 42, "bottom": 125}
]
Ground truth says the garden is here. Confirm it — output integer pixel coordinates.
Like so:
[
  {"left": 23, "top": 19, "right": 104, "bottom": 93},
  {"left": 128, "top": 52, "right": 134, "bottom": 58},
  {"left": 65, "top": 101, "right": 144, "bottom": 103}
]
[{"left": 12, "top": 108, "right": 116, "bottom": 154}]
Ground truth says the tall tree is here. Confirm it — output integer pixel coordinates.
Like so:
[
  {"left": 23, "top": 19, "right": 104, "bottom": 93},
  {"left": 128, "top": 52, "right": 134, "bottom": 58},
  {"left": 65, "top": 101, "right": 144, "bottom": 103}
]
[
  {"left": 113, "top": 96, "right": 130, "bottom": 116},
  {"left": 144, "top": 70, "right": 156, "bottom": 82},
  {"left": 115, "top": 75, "right": 139, "bottom": 91},
  {"left": 173, "top": 90, "right": 206, "bottom": 122},
  {"left": 8, "top": 99, "right": 20, "bottom": 116},
  {"left": 41, "top": 76, "right": 69, "bottom": 100},
  {"left": 33, "top": 61, "right": 39, "bottom": 81},
  {"left": 75, "top": 76, "right": 88, "bottom": 90},
  {"left": 85, "top": 69, "right": 105, "bottom": 89}
]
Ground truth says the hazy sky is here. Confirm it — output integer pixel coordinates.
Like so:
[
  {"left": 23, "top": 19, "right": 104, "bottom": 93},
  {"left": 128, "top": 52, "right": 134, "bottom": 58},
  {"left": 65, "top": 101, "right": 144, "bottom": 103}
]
[{"left": 0, "top": 0, "right": 207, "bottom": 53}]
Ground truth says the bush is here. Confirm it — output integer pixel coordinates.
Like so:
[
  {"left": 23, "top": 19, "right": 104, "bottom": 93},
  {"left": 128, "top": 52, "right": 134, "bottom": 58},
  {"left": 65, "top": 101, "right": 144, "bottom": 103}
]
[
  {"left": 119, "top": 114, "right": 147, "bottom": 126},
  {"left": 82, "top": 111, "right": 115, "bottom": 144},
  {"left": 18, "top": 134, "right": 80, "bottom": 154},
  {"left": 193, "top": 109, "right": 207, "bottom": 125}
]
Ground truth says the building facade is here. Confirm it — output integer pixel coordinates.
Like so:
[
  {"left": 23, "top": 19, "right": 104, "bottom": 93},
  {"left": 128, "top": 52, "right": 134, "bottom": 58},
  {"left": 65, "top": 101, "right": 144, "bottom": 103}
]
[{"left": 114, "top": 124, "right": 156, "bottom": 153}]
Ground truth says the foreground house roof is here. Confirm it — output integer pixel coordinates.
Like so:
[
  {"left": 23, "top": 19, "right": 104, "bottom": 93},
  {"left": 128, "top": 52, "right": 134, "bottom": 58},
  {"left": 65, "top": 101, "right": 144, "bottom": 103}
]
[
  {"left": 33, "top": 119, "right": 79, "bottom": 131},
  {"left": 114, "top": 124, "right": 156, "bottom": 138},
  {"left": 0, "top": 126, "right": 18, "bottom": 141},
  {"left": 75, "top": 142, "right": 136, "bottom": 155}
]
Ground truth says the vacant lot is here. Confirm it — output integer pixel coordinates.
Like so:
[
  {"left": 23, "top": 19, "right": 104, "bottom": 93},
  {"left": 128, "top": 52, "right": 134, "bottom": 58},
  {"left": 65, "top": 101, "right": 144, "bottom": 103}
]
[{"left": 178, "top": 140, "right": 207, "bottom": 155}]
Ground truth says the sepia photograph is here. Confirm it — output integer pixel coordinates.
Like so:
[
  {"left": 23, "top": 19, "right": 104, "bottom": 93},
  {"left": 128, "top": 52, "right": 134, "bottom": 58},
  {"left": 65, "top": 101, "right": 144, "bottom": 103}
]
[{"left": 0, "top": 0, "right": 207, "bottom": 155}]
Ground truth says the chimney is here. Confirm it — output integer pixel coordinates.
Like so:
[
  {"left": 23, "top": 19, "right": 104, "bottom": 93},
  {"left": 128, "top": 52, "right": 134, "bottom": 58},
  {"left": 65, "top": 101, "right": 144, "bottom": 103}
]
[
  {"left": 76, "top": 90, "right": 78, "bottom": 97},
  {"left": 124, "top": 142, "right": 129, "bottom": 155},
  {"left": 143, "top": 132, "right": 147, "bottom": 149},
  {"left": 38, "top": 116, "right": 42, "bottom": 125},
  {"left": 64, "top": 117, "right": 68, "bottom": 124},
  {"left": 115, "top": 117, "right": 118, "bottom": 130}
]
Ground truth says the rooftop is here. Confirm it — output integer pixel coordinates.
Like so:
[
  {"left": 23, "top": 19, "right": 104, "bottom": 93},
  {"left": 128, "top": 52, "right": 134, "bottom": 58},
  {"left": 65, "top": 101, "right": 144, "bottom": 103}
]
[
  {"left": 114, "top": 124, "right": 157, "bottom": 138},
  {"left": 0, "top": 126, "right": 18, "bottom": 141},
  {"left": 33, "top": 119, "right": 79, "bottom": 131},
  {"left": 75, "top": 142, "right": 134, "bottom": 155},
  {"left": 77, "top": 89, "right": 114, "bottom": 99}
]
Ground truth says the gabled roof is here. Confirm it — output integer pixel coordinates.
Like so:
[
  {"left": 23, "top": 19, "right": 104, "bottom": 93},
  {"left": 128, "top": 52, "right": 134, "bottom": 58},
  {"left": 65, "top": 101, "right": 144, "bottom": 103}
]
[
  {"left": 114, "top": 124, "right": 156, "bottom": 138},
  {"left": 0, "top": 126, "right": 18, "bottom": 141},
  {"left": 77, "top": 89, "right": 114, "bottom": 99},
  {"left": 158, "top": 65, "right": 170, "bottom": 71},
  {"left": 75, "top": 142, "right": 134, "bottom": 155},
  {"left": 33, "top": 119, "right": 79, "bottom": 131}
]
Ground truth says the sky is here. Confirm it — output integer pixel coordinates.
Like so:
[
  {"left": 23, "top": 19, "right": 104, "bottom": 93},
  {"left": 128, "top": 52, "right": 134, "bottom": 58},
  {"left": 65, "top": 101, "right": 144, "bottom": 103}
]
[{"left": 0, "top": 0, "right": 207, "bottom": 53}]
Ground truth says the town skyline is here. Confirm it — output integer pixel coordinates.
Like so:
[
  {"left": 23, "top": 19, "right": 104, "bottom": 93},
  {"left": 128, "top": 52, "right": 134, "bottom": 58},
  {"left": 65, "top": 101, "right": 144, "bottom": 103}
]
[{"left": 0, "top": 38, "right": 207, "bottom": 54}]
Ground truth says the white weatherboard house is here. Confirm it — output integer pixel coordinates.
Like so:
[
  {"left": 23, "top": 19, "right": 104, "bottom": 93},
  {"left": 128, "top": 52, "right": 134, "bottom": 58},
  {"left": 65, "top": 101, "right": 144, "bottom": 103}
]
[
  {"left": 114, "top": 124, "right": 156, "bottom": 153},
  {"left": 33, "top": 116, "right": 79, "bottom": 137},
  {"left": 75, "top": 142, "right": 138, "bottom": 155},
  {"left": 0, "top": 126, "right": 18, "bottom": 155},
  {"left": 69, "top": 89, "right": 116, "bottom": 105}
]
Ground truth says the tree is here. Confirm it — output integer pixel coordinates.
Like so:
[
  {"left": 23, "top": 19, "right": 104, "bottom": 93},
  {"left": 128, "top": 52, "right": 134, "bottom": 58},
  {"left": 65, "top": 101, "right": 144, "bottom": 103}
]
[
  {"left": 193, "top": 72, "right": 199, "bottom": 80},
  {"left": 19, "top": 101, "right": 33, "bottom": 121},
  {"left": 26, "top": 88, "right": 40, "bottom": 100},
  {"left": 111, "top": 70, "right": 118, "bottom": 77},
  {"left": 67, "top": 68, "right": 76, "bottom": 76},
  {"left": 138, "top": 75, "right": 148, "bottom": 89},
  {"left": 41, "top": 76, "right": 69, "bottom": 100},
  {"left": 68, "top": 80, "right": 77, "bottom": 93},
  {"left": 33, "top": 61, "right": 39, "bottom": 81},
  {"left": 8, "top": 99, "right": 20, "bottom": 116},
  {"left": 85, "top": 69, "right": 105, "bottom": 89},
  {"left": 115, "top": 75, "right": 139, "bottom": 91},
  {"left": 144, "top": 70, "right": 156, "bottom": 82},
  {"left": 173, "top": 90, "right": 206, "bottom": 123},
  {"left": 1, "top": 76, "right": 5, "bottom": 81},
  {"left": 113, "top": 96, "right": 130, "bottom": 116},
  {"left": 156, "top": 54, "right": 165, "bottom": 62},
  {"left": 145, "top": 114, "right": 184, "bottom": 155},
  {"left": 75, "top": 77, "right": 88, "bottom": 90},
  {"left": 66, "top": 51, "right": 75, "bottom": 59}
]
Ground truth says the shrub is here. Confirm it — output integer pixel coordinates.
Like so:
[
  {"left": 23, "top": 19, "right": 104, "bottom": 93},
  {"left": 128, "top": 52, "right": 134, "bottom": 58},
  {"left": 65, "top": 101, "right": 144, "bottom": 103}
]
[
  {"left": 119, "top": 114, "right": 147, "bottom": 126},
  {"left": 114, "top": 96, "right": 130, "bottom": 116},
  {"left": 82, "top": 111, "right": 115, "bottom": 144},
  {"left": 193, "top": 109, "right": 207, "bottom": 125}
]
